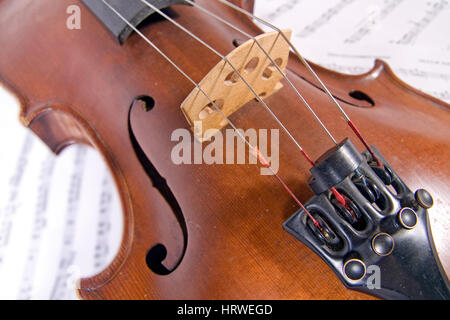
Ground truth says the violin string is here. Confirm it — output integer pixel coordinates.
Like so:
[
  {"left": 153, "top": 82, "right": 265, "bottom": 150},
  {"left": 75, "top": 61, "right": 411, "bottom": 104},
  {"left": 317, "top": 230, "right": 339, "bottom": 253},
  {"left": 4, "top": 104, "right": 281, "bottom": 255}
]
[
  {"left": 216, "top": 0, "right": 383, "bottom": 167},
  {"left": 142, "top": 0, "right": 353, "bottom": 212},
  {"left": 139, "top": 0, "right": 316, "bottom": 168},
  {"left": 182, "top": 0, "right": 337, "bottom": 146},
  {"left": 205, "top": 0, "right": 372, "bottom": 210},
  {"left": 101, "top": 0, "right": 323, "bottom": 229},
  {"left": 174, "top": 0, "right": 353, "bottom": 207}
]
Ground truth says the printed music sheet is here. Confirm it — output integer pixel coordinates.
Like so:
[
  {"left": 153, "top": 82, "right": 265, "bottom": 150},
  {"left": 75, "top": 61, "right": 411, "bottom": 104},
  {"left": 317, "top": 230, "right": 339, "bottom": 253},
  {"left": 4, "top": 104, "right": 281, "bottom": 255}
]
[{"left": 255, "top": 0, "right": 450, "bottom": 102}]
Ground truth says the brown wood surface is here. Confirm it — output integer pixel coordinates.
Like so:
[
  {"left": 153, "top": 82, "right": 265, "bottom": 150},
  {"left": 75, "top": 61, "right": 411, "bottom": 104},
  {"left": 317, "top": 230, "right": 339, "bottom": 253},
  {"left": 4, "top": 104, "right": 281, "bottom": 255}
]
[{"left": 0, "top": 0, "right": 448, "bottom": 299}]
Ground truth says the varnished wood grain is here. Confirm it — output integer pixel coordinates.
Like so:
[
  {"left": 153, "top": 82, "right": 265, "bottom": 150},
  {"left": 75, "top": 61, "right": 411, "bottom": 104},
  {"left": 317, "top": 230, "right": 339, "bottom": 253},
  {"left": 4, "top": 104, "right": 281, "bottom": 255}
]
[{"left": 0, "top": 0, "right": 448, "bottom": 300}]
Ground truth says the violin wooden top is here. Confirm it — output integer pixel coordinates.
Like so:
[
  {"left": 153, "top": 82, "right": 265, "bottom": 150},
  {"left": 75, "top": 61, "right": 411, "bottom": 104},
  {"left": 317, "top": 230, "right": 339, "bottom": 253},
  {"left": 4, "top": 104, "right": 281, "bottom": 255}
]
[{"left": 0, "top": 0, "right": 448, "bottom": 299}]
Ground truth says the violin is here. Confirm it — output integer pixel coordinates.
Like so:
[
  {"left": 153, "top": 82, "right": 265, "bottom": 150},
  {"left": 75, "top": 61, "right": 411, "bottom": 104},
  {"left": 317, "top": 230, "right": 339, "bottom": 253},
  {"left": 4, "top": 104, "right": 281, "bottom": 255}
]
[{"left": 0, "top": 0, "right": 448, "bottom": 300}]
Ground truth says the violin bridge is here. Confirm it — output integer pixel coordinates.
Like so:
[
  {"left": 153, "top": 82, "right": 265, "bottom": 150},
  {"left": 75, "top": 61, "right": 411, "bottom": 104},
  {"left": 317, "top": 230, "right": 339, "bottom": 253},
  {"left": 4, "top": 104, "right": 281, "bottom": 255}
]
[{"left": 180, "top": 30, "right": 292, "bottom": 142}]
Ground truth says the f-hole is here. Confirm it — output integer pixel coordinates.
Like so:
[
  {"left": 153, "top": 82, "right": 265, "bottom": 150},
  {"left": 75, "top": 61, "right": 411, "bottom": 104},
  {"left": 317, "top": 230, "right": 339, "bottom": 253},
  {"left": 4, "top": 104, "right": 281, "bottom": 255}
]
[
  {"left": 349, "top": 90, "right": 375, "bottom": 107},
  {"left": 138, "top": 95, "right": 155, "bottom": 112},
  {"left": 128, "top": 95, "right": 188, "bottom": 276}
]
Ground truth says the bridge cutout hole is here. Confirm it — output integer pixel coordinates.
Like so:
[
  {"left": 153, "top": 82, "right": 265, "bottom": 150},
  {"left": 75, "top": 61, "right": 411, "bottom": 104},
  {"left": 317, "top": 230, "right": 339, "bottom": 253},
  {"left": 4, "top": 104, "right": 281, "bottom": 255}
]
[
  {"left": 262, "top": 68, "right": 273, "bottom": 79},
  {"left": 254, "top": 92, "right": 267, "bottom": 102},
  {"left": 244, "top": 57, "right": 260, "bottom": 73},
  {"left": 262, "top": 58, "right": 283, "bottom": 80},
  {"left": 199, "top": 99, "right": 224, "bottom": 120},
  {"left": 225, "top": 71, "right": 240, "bottom": 85}
]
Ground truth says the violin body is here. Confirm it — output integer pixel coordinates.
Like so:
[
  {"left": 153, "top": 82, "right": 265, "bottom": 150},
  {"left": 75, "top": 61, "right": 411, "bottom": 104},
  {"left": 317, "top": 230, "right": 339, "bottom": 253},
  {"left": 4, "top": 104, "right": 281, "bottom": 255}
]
[{"left": 0, "top": 0, "right": 448, "bottom": 299}]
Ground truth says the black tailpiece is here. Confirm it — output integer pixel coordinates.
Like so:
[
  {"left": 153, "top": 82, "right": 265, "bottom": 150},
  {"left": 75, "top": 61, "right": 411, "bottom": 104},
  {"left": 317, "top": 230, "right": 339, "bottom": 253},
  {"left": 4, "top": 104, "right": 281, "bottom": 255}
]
[{"left": 284, "top": 138, "right": 450, "bottom": 300}]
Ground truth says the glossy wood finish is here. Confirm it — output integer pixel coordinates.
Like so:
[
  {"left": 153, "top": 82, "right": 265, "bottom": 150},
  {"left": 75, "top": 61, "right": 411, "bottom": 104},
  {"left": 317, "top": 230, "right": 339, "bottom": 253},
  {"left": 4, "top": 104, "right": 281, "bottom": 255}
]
[{"left": 0, "top": 0, "right": 448, "bottom": 299}]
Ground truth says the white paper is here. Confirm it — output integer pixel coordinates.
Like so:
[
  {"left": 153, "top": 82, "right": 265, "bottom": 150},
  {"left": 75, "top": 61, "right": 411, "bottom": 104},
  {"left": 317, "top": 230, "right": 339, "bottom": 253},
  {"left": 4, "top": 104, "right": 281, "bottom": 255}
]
[
  {"left": 0, "top": 88, "right": 123, "bottom": 300},
  {"left": 254, "top": 0, "right": 450, "bottom": 103}
]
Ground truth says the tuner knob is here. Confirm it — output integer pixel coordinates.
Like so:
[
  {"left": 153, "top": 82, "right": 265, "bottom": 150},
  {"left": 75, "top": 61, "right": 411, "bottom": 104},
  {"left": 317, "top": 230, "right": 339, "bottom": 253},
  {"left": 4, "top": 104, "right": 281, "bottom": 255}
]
[
  {"left": 343, "top": 259, "right": 366, "bottom": 282},
  {"left": 398, "top": 207, "right": 418, "bottom": 229},
  {"left": 372, "top": 233, "right": 394, "bottom": 256},
  {"left": 415, "top": 189, "right": 433, "bottom": 209}
]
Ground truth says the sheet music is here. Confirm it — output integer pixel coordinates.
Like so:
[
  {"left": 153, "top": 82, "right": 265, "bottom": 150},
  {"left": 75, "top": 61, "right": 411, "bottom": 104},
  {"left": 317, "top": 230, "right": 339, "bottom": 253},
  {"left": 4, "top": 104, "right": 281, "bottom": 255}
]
[
  {"left": 255, "top": 0, "right": 450, "bottom": 49},
  {"left": 0, "top": 91, "right": 122, "bottom": 300},
  {"left": 254, "top": 0, "right": 450, "bottom": 103},
  {"left": 0, "top": 0, "right": 448, "bottom": 300}
]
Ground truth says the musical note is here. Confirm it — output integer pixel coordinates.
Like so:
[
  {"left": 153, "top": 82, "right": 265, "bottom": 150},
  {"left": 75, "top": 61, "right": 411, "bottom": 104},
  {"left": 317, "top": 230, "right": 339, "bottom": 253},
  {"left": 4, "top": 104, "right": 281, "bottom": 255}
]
[
  {"left": 297, "top": 0, "right": 355, "bottom": 38},
  {"left": 0, "top": 85, "right": 123, "bottom": 299},
  {"left": 93, "top": 174, "right": 115, "bottom": 271},
  {"left": 264, "top": 0, "right": 303, "bottom": 21},
  {"left": 345, "top": 0, "right": 404, "bottom": 43},
  {"left": 0, "top": 134, "right": 34, "bottom": 266},
  {"left": 394, "top": 0, "right": 448, "bottom": 45},
  {"left": 50, "top": 147, "right": 87, "bottom": 300},
  {"left": 17, "top": 155, "right": 55, "bottom": 299}
]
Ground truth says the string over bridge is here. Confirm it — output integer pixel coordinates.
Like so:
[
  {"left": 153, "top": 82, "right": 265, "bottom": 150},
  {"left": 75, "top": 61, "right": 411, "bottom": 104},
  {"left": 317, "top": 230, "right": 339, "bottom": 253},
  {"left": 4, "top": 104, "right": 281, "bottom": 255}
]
[{"left": 180, "top": 30, "right": 292, "bottom": 142}]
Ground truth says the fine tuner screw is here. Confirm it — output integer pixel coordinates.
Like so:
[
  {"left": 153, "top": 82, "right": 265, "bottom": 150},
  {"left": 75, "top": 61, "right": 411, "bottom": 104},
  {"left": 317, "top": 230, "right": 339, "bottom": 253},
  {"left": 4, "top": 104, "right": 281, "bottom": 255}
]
[{"left": 414, "top": 189, "right": 434, "bottom": 209}]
